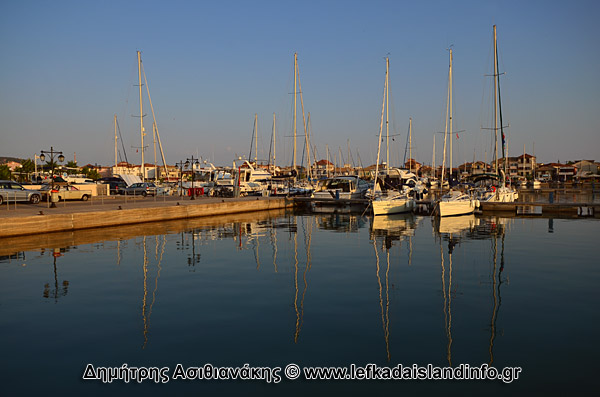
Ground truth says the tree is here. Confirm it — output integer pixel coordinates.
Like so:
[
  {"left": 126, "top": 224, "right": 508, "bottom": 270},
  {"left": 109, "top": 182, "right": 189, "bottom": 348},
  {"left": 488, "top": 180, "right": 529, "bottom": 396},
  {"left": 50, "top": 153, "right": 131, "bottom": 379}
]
[
  {"left": 65, "top": 161, "right": 79, "bottom": 174},
  {"left": 0, "top": 164, "right": 12, "bottom": 180},
  {"left": 43, "top": 160, "right": 58, "bottom": 172},
  {"left": 81, "top": 167, "right": 100, "bottom": 180},
  {"left": 20, "top": 159, "right": 35, "bottom": 174}
]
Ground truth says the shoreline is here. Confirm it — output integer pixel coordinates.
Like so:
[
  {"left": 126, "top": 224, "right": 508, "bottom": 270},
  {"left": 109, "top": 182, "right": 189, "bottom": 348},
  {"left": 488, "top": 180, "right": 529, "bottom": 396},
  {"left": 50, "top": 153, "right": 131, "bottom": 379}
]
[{"left": 0, "top": 196, "right": 296, "bottom": 238}]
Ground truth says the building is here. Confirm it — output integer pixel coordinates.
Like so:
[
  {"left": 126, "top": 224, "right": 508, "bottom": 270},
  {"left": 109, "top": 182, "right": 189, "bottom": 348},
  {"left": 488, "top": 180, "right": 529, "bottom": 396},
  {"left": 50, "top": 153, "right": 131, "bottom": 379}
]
[
  {"left": 5, "top": 161, "right": 22, "bottom": 171},
  {"left": 498, "top": 154, "right": 537, "bottom": 179},
  {"left": 404, "top": 159, "right": 422, "bottom": 174},
  {"left": 312, "top": 159, "right": 334, "bottom": 178},
  {"left": 536, "top": 163, "right": 576, "bottom": 182},
  {"left": 517, "top": 154, "right": 537, "bottom": 178}
]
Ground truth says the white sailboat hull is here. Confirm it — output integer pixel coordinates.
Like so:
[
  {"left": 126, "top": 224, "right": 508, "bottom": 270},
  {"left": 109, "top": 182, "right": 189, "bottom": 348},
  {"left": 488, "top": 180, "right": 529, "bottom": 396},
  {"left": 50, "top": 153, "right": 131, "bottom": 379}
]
[
  {"left": 480, "top": 187, "right": 518, "bottom": 203},
  {"left": 372, "top": 196, "right": 415, "bottom": 216},
  {"left": 438, "top": 199, "right": 477, "bottom": 217}
]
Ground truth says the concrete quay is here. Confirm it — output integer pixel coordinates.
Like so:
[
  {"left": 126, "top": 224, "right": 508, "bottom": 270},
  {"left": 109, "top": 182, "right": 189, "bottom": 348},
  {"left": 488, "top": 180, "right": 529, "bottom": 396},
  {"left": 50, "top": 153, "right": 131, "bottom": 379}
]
[{"left": 0, "top": 196, "right": 296, "bottom": 238}]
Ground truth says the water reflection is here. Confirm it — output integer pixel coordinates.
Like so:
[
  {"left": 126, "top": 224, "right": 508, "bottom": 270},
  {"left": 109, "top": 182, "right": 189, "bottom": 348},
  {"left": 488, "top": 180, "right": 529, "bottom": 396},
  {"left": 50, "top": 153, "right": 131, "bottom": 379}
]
[
  {"left": 141, "top": 235, "right": 166, "bottom": 348},
  {"left": 315, "top": 212, "right": 368, "bottom": 233},
  {"left": 434, "top": 215, "right": 510, "bottom": 366},
  {"left": 370, "top": 213, "right": 418, "bottom": 252},
  {"left": 368, "top": 213, "right": 419, "bottom": 361},
  {"left": 2, "top": 209, "right": 598, "bottom": 395},
  {"left": 42, "top": 248, "right": 69, "bottom": 303}
]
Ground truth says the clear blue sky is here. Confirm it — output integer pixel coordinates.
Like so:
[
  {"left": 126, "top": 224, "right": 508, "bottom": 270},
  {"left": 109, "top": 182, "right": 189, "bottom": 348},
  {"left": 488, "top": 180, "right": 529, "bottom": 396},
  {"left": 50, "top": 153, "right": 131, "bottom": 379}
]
[{"left": 1, "top": 0, "right": 598, "bottom": 168}]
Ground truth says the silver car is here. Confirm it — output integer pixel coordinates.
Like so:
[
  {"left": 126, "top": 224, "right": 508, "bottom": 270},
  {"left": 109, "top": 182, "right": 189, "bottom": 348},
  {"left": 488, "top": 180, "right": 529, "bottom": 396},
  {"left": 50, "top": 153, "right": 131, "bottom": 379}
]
[
  {"left": 120, "top": 182, "right": 157, "bottom": 197},
  {"left": 0, "top": 180, "right": 42, "bottom": 205}
]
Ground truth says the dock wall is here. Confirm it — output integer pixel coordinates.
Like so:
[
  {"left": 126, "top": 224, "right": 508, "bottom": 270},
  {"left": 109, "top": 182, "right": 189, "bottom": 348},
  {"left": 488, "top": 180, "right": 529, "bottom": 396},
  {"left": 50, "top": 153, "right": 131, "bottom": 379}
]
[{"left": 0, "top": 197, "right": 295, "bottom": 238}]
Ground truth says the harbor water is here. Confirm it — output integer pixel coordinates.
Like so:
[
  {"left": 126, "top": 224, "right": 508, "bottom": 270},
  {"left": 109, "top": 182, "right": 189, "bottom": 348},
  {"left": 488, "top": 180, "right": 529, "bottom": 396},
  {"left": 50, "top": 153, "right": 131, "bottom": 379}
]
[{"left": 1, "top": 209, "right": 598, "bottom": 395}]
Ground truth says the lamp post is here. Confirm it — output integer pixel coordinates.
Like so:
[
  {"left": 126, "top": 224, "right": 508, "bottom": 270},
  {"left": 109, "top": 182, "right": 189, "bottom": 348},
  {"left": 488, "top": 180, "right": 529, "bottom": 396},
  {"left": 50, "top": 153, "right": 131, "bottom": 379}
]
[
  {"left": 39, "top": 147, "right": 65, "bottom": 208},
  {"left": 176, "top": 161, "right": 186, "bottom": 197},
  {"left": 185, "top": 156, "right": 200, "bottom": 200}
]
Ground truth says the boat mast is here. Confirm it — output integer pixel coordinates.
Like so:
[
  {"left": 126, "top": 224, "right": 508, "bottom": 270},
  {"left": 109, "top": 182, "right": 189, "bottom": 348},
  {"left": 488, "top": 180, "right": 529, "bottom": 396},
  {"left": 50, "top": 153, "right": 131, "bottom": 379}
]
[
  {"left": 409, "top": 117, "right": 412, "bottom": 174},
  {"left": 273, "top": 113, "right": 276, "bottom": 173},
  {"left": 254, "top": 113, "right": 258, "bottom": 163},
  {"left": 293, "top": 52, "right": 297, "bottom": 174},
  {"left": 495, "top": 25, "right": 508, "bottom": 183},
  {"left": 372, "top": 58, "right": 388, "bottom": 196},
  {"left": 493, "top": 26, "right": 499, "bottom": 176},
  {"left": 386, "top": 57, "right": 390, "bottom": 175},
  {"left": 432, "top": 133, "right": 435, "bottom": 179},
  {"left": 307, "top": 112, "right": 312, "bottom": 180},
  {"left": 441, "top": 49, "right": 452, "bottom": 189},
  {"left": 142, "top": 62, "right": 168, "bottom": 181},
  {"left": 114, "top": 114, "right": 118, "bottom": 168},
  {"left": 449, "top": 49, "right": 453, "bottom": 183},
  {"left": 326, "top": 144, "right": 329, "bottom": 178},
  {"left": 137, "top": 51, "right": 145, "bottom": 181}
]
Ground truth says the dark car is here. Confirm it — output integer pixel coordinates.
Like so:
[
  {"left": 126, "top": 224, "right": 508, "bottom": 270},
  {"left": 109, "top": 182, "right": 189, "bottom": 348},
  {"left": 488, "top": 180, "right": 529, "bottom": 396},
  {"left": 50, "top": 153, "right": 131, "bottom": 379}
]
[
  {"left": 107, "top": 181, "right": 127, "bottom": 195},
  {"left": 97, "top": 177, "right": 127, "bottom": 195},
  {"left": 121, "top": 182, "right": 157, "bottom": 197}
]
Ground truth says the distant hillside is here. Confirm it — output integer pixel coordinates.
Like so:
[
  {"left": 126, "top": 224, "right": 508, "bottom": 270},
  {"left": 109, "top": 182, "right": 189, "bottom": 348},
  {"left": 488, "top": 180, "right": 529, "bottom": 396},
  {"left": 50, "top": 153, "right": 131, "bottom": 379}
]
[{"left": 0, "top": 156, "right": 24, "bottom": 164}]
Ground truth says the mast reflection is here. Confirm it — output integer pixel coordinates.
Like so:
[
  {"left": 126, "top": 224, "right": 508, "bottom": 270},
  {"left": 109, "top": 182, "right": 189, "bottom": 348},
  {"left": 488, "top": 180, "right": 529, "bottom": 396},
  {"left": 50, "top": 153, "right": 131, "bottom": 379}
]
[{"left": 434, "top": 215, "right": 510, "bottom": 366}]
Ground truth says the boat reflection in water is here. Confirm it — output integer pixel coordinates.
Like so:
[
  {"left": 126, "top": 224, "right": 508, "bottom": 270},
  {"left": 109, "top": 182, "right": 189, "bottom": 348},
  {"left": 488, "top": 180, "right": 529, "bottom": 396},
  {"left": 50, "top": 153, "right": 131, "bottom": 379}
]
[
  {"left": 434, "top": 214, "right": 509, "bottom": 366},
  {"left": 2, "top": 208, "right": 598, "bottom": 395},
  {"left": 369, "top": 213, "right": 419, "bottom": 361}
]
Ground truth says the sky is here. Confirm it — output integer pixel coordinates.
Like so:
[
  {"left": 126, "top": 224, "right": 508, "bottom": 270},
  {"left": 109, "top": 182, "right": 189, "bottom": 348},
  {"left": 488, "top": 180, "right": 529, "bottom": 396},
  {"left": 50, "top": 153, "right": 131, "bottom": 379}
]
[{"left": 1, "top": 0, "right": 598, "bottom": 168}]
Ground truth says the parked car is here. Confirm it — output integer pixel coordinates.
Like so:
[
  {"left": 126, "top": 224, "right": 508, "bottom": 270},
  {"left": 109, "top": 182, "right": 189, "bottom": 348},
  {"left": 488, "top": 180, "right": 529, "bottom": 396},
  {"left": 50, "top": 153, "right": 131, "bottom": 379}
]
[
  {"left": 39, "top": 184, "right": 92, "bottom": 201},
  {"left": 120, "top": 182, "right": 157, "bottom": 197},
  {"left": 105, "top": 180, "right": 127, "bottom": 195},
  {"left": 0, "top": 180, "right": 42, "bottom": 205}
]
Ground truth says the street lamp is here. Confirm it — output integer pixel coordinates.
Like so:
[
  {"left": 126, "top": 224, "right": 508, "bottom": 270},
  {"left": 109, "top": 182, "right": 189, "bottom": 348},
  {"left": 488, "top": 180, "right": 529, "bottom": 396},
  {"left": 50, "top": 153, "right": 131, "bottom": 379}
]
[
  {"left": 176, "top": 161, "right": 186, "bottom": 197},
  {"left": 184, "top": 156, "right": 200, "bottom": 200},
  {"left": 39, "top": 146, "right": 65, "bottom": 208}
]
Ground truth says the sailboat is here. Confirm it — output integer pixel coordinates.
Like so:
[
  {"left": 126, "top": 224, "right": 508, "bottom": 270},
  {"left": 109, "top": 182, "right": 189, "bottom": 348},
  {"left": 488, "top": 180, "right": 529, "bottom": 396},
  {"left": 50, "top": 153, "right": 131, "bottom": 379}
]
[
  {"left": 477, "top": 26, "right": 518, "bottom": 203},
  {"left": 435, "top": 48, "right": 478, "bottom": 217},
  {"left": 371, "top": 57, "right": 415, "bottom": 216}
]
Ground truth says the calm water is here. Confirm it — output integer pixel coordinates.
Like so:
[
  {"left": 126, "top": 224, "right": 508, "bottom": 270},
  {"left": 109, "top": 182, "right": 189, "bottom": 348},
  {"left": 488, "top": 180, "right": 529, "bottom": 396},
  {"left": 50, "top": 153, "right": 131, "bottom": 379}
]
[{"left": 1, "top": 209, "right": 598, "bottom": 396}]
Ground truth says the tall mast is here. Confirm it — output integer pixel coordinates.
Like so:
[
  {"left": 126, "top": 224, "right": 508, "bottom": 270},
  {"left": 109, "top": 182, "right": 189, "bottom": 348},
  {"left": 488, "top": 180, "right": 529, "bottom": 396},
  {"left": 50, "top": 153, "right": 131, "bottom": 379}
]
[
  {"left": 441, "top": 49, "right": 451, "bottom": 188},
  {"left": 142, "top": 62, "right": 168, "bottom": 180},
  {"left": 495, "top": 25, "right": 508, "bottom": 183},
  {"left": 114, "top": 114, "right": 118, "bottom": 168},
  {"left": 307, "top": 112, "right": 312, "bottom": 180},
  {"left": 372, "top": 59, "right": 388, "bottom": 196},
  {"left": 137, "top": 51, "right": 145, "bottom": 181},
  {"left": 385, "top": 57, "right": 390, "bottom": 174},
  {"left": 273, "top": 113, "right": 276, "bottom": 172},
  {"left": 493, "top": 26, "right": 498, "bottom": 175},
  {"left": 326, "top": 144, "right": 329, "bottom": 178},
  {"left": 254, "top": 113, "right": 258, "bottom": 163},
  {"left": 293, "top": 52, "right": 298, "bottom": 174},
  {"left": 432, "top": 134, "right": 435, "bottom": 179},
  {"left": 409, "top": 117, "right": 412, "bottom": 173},
  {"left": 449, "top": 49, "right": 453, "bottom": 182},
  {"left": 153, "top": 122, "right": 157, "bottom": 174}
]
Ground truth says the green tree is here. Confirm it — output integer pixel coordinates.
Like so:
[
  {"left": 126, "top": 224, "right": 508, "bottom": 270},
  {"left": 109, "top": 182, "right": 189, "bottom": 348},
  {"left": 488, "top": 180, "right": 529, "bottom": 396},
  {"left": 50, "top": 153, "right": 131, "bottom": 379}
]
[
  {"left": 20, "top": 159, "right": 35, "bottom": 174},
  {"left": 43, "top": 160, "right": 58, "bottom": 172},
  {"left": 0, "top": 164, "right": 12, "bottom": 180},
  {"left": 65, "top": 161, "right": 79, "bottom": 175},
  {"left": 81, "top": 167, "right": 100, "bottom": 180}
]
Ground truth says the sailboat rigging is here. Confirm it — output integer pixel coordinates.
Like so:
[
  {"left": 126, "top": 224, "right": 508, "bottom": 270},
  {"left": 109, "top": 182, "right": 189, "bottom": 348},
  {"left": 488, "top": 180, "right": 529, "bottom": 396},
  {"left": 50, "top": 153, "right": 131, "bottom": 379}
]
[
  {"left": 435, "top": 48, "right": 479, "bottom": 217},
  {"left": 476, "top": 25, "right": 518, "bottom": 203}
]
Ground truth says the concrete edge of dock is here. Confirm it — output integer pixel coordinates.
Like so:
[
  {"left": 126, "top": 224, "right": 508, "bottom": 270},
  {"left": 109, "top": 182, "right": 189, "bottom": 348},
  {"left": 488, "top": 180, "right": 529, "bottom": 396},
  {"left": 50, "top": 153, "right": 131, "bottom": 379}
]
[{"left": 0, "top": 197, "right": 297, "bottom": 238}]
